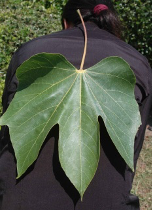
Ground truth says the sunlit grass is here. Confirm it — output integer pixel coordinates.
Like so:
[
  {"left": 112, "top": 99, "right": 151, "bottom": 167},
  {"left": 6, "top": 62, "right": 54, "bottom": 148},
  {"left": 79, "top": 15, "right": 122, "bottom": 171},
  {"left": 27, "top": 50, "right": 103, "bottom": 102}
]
[{"left": 132, "top": 129, "right": 152, "bottom": 210}]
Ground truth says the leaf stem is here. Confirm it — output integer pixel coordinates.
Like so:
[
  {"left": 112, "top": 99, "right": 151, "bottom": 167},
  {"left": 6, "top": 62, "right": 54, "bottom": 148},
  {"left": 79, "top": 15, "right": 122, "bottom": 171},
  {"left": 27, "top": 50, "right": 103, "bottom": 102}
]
[{"left": 77, "top": 9, "right": 87, "bottom": 71}]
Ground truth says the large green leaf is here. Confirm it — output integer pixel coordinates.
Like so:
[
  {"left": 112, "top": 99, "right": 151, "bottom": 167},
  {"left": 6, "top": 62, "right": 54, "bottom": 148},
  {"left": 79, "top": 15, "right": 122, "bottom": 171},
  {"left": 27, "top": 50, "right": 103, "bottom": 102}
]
[{"left": 0, "top": 53, "right": 141, "bottom": 198}]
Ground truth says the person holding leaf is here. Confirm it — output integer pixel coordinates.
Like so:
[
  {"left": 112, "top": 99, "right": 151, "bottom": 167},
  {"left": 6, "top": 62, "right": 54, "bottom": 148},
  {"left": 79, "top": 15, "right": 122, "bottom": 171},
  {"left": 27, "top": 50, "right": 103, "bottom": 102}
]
[{"left": 0, "top": 0, "right": 152, "bottom": 209}]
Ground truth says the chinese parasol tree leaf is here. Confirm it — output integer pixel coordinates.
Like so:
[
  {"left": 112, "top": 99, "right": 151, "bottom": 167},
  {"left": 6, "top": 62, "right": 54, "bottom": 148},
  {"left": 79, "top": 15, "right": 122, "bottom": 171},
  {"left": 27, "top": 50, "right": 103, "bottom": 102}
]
[{"left": 0, "top": 53, "right": 141, "bottom": 198}]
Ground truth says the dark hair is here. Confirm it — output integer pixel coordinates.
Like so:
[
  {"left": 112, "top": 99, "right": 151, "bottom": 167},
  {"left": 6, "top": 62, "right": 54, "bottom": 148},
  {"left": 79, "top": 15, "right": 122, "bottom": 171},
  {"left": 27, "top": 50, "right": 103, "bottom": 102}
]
[{"left": 62, "top": 0, "right": 122, "bottom": 39}]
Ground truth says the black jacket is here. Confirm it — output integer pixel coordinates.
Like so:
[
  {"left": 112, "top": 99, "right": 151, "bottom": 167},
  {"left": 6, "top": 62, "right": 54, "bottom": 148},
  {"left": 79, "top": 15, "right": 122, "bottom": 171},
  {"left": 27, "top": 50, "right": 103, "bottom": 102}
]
[{"left": 0, "top": 22, "right": 152, "bottom": 210}]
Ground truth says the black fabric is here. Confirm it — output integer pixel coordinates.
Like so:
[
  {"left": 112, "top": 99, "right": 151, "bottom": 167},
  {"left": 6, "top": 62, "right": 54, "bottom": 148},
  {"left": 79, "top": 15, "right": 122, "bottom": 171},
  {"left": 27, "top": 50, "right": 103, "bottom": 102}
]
[{"left": 0, "top": 22, "right": 152, "bottom": 210}]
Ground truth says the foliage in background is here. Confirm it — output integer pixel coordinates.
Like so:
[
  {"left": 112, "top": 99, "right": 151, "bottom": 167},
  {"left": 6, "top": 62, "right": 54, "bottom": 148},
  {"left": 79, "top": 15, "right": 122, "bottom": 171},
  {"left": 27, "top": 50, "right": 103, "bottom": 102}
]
[
  {"left": 0, "top": 0, "right": 66, "bottom": 117},
  {"left": 114, "top": 0, "right": 152, "bottom": 65},
  {"left": 0, "top": 0, "right": 63, "bottom": 75},
  {"left": 0, "top": 74, "right": 4, "bottom": 114},
  {"left": 0, "top": 0, "right": 151, "bottom": 208}
]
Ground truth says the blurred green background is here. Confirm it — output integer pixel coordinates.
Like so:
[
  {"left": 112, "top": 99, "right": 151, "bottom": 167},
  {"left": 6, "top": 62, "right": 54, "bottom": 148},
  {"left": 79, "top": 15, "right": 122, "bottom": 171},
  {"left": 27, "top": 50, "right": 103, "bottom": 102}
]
[{"left": 0, "top": 1, "right": 152, "bottom": 209}]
